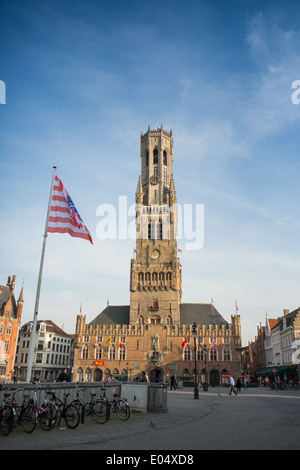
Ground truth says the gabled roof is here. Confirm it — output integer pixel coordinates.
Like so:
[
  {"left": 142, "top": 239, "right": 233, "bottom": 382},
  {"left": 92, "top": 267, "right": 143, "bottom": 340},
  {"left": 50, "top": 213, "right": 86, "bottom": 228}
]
[
  {"left": 89, "top": 306, "right": 130, "bottom": 327},
  {"left": 268, "top": 318, "right": 279, "bottom": 330},
  {"left": 180, "top": 303, "right": 229, "bottom": 327}
]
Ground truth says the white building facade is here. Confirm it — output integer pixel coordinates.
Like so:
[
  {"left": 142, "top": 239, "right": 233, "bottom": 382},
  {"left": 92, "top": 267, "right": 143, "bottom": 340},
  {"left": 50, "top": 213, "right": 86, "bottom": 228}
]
[{"left": 14, "top": 320, "right": 74, "bottom": 382}]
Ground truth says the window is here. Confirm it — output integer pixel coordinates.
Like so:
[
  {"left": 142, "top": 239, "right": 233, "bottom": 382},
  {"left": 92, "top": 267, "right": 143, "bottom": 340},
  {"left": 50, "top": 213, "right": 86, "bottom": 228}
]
[
  {"left": 163, "top": 150, "right": 167, "bottom": 165},
  {"left": 109, "top": 345, "right": 116, "bottom": 360},
  {"left": 82, "top": 346, "right": 89, "bottom": 359},
  {"left": 36, "top": 353, "right": 43, "bottom": 363},
  {"left": 119, "top": 345, "right": 126, "bottom": 360},
  {"left": 150, "top": 316, "right": 161, "bottom": 324},
  {"left": 210, "top": 348, "right": 217, "bottom": 361},
  {"left": 153, "top": 149, "right": 158, "bottom": 164},
  {"left": 184, "top": 346, "right": 191, "bottom": 361},
  {"left": 6, "top": 324, "right": 12, "bottom": 335},
  {"left": 223, "top": 347, "right": 231, "bottom": 361}
]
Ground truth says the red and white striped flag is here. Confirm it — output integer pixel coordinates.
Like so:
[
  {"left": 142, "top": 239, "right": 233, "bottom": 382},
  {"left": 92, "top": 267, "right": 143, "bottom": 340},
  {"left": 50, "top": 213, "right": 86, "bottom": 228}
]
[{"left": 47, "top": 175, "right": 93, "bottom": 244}]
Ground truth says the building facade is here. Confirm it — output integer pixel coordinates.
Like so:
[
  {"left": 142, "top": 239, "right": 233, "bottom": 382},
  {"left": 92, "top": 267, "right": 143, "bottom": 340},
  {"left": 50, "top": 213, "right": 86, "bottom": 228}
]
[
  {"left": 74, "top": 125, "right": 242, "bottom": 384},
  {"left": 14, "top": 320, "right": 74, "bottom": 382},
  {"left": 0, "top": 276, "right": 23, "bottom": 381},
  {"left": 255, "top": 309, "right": 300, "bottom": 381}
]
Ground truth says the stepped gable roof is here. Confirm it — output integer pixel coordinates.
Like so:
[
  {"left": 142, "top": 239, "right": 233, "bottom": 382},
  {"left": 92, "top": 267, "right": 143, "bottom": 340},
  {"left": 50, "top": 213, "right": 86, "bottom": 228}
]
[
  {"left": 0, "top": 284, "right": 17, "bottom": 317},
  {"left": 89, "top": 306, "right": 130, "bottom": 327},
  {"left": 180, "top": 303, "right": 229, "bottom": 327}
]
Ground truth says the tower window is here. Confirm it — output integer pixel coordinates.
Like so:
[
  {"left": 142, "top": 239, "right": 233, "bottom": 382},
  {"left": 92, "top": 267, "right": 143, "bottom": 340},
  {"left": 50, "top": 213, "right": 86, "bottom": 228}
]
[
  {"left": 153, "top": 149, "right": 158, "bottom": 164},
  {"left": 146, "top": 150, "right": 149, "bottom": 167},
  {"left": 163, "top": 150, "right": 167, "bottom": 166}
]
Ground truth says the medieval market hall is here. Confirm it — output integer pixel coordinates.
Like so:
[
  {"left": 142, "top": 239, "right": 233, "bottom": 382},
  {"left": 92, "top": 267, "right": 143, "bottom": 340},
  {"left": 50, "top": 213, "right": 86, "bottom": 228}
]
[{"left": 74, "top": 126, "right": 242, "bottom": 385}]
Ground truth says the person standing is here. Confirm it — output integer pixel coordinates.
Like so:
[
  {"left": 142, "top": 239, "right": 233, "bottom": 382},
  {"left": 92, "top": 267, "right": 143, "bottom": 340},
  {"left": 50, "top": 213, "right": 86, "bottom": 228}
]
[
  {"left": 236, "top": 377, "right": 242, "bottom": 393},
  {"left": 229, "top": 376, "right": 237, "bottom": 395}
]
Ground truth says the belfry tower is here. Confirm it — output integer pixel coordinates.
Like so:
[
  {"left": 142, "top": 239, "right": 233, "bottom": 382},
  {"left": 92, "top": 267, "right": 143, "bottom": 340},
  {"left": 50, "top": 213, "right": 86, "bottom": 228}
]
[{"left": 129, "top": 125, "right": 182, "bottom": 326}]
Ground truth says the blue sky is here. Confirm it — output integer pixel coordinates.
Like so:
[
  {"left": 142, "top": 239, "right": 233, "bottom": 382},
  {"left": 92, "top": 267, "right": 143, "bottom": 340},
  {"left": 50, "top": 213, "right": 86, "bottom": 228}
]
[{"left": 1, "top": 0, "right": 300, "bottom": 345}]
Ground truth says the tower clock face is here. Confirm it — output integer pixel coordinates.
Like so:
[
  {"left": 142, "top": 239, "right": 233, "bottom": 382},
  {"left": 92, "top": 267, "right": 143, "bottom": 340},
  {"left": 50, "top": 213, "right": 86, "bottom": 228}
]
[
  {"left": 150, "top": 175, "right": 160, "bottom": 185},
  {"left": 149, "top": 249, "right": 160, "bottom": 260}
]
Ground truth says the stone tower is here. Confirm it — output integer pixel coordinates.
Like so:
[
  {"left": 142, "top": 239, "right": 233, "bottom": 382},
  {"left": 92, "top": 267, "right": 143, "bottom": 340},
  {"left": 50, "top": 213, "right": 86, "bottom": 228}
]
[{"left": 129, "top": 125, "right": 182, "bottom": 326}]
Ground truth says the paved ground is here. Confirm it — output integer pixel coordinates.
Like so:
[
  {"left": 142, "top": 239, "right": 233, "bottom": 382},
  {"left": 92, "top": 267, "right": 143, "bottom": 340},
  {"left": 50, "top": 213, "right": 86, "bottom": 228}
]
[{"left": 1, "top": 387, "right": 300, "bottom": 451}]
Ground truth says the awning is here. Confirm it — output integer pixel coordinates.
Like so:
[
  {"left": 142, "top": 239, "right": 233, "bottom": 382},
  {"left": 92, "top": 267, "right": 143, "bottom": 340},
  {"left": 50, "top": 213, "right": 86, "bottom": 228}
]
[{"left": 255, "top": 365, "right": 297, "bottom": 376}]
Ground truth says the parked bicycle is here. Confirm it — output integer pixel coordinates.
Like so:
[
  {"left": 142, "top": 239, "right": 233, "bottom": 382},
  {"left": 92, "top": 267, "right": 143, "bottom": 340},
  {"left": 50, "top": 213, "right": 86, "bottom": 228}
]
[
  {"left": 47, "top": 390, "right": 80, "bottom": 429},
  {"left": 70, "top": 384, "right": 110, "bottom": 424},
  {"left": 0, "top": 386, "right": 18, "bottom": 436},
  {"left": 98, "top": 385, "right": 130, "bottom": 421}
]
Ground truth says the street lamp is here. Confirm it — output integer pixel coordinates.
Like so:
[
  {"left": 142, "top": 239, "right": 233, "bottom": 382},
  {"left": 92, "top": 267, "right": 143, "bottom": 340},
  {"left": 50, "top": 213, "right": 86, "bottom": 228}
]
[
  {"left": 203, "top": 344, "right": 208, "bottom": 391},
  {"left": 192, "top": 322, "right": 199, "bottom": 399}
]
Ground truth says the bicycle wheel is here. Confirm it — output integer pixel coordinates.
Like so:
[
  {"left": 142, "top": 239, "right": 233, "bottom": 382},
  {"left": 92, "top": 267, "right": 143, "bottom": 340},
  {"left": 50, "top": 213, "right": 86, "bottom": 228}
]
[
  {"left": 20, "top": 405, "right": 37, "bottom": 433},
  {"left": 91, "top": 400, "right": 110, "bottom": 424},
  {"left": 39, "top": 403, "right": 57, "bottom": 431},
  {"left": 116, "top": 399, "right": 130, "bottom": 421},
  {"left": 64, "top": 404, "right": 80, "bottom": 429},
  {"left": 0, "top": 405, "right": 14, "bottom": 436}
]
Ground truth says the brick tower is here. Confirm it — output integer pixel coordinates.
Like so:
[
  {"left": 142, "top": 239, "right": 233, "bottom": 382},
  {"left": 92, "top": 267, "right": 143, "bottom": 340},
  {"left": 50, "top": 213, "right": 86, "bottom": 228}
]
[{"left": 129, "top": 124, "right": 182, "bottom": 326}]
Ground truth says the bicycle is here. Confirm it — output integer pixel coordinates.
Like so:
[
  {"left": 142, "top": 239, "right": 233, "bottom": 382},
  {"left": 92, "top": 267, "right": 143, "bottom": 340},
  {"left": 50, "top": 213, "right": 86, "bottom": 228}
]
[
  {"left": 47, "top": 390, "right": 80, "bottom": 429},
  {"left": 70, "top": 384, "right": 110, "bottom": 424},
  {"left": 0, "top": 386, "right": 16, "bottom": 436},
  {"left": 99, "top": 385, "right": 130, "bottom": 421}
]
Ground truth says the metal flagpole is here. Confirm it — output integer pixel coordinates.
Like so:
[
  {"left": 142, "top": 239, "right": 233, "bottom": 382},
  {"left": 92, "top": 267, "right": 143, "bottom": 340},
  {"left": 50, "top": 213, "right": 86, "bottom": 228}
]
[{"left": 26, "top": 166, "right": 57, "bottom": 382}]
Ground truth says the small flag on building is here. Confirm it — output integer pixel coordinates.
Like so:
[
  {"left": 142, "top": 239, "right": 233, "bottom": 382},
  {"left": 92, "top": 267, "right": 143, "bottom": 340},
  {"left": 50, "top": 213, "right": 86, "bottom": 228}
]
[
  {"left": 181, "top": 337, "right": 187, "bottom": 349},
  {"left": 211, "top": 338, "right": 217, "bottom": 350},
  {"left": 177, "top": 248, "right": 182, "bottom": 253},
  {"left": 119, "top": 342, "right": 123, "bottom": 349},
  {"left": 107, "top": 336, "right": 112, "bottom": 344},
  {"left": 235, "top": 301, "right": 239, "bottom": 311}
]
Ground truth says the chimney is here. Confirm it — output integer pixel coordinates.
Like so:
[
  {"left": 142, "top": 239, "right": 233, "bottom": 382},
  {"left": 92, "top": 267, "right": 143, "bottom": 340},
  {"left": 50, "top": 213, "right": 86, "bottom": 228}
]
[
  {"left": 283, "top": 309, "right": 289, "bottom": 316},
  {"left": 11, "top": 275, "right": 16, "bottom": 292}
]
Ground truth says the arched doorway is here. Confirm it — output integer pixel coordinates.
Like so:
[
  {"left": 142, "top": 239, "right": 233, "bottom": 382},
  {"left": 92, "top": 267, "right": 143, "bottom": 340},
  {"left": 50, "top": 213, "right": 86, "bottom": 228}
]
[
  {"left": 94, "top": 368, "right": 103, "bottom": 382},
  {"left": 210, "top": 369, "right": 220, "bottom": 387},
  {"left": 149, "top": 367, "right": 163, "bottom": 383}
]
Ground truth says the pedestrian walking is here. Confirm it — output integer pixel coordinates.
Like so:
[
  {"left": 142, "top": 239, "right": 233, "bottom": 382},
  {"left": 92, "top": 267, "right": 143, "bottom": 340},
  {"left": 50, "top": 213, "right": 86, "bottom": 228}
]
[
  {"left": 170, "top": 374, "right": 176, "bottom": 390},
  {"left": 229, "top": 376, "right": 237, "bottom": 395}
]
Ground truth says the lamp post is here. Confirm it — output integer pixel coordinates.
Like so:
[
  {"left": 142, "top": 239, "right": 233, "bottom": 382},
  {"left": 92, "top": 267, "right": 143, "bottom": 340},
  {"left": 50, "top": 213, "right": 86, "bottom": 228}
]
[
  {"left": 203, "top": 344, "right": 208, "bottom": 391},
  {"left": 192, "top": 322, "right": 199, "bottom": 399}
]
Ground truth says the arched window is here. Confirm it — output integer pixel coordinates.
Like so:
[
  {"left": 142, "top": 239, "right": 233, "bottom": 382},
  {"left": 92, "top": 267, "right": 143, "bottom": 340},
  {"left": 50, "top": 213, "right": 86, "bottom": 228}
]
[
  {"left": 95, "top": 345, "right": 102, "bottom": 360},
  {"left": 163, "top": 150, "right": 167, "bottom": 165},
  {"left": 85, "top": 368, "right": 91, "bottom": 382},
  {"left": 153, "top": 148, "right": 158, "bottom": 164},
  {"left": 184, "top": 346, "right": 192, "bottom": 361},
  {"left": 109, "top": 344, "right": 116, "bottom": 360},
  {"left": 138, "top": 316, "right": 144, "bottom": 326},
  {"left": 77, "top": 367, "right": 83, "bottom": 382},
  {"left": 146, "top": 150, "right": 149, "bottom": 167},
  {"left": 82, "top": 346, "right": 89, "bottom": 359},
  {"left": 119, "top": 346, "right": 126, "bottom": 360},
  {"left": 223, "top": 347, "right": 231, "bottom": 361},
  {"left": 210, "top": 347, "right": 217, "bottom": 361}
]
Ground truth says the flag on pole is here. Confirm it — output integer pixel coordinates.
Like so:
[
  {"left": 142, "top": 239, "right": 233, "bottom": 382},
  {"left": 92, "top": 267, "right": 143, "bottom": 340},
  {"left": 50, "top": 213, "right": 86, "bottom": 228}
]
[
  {"left": 177, "top": 248, "right": 182, "bottom": 253},
  {"left": 47, "top": 174, "right": 93, "bottom": 244},
  {"left": 235, "top": 301, "right": 239, "bottom": 311},
  {"left": 134, "top": 249, "right": 139, "bottom": 254},
  {"left": 181, "top": 337, "right": 187, "bottom": 349}
]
